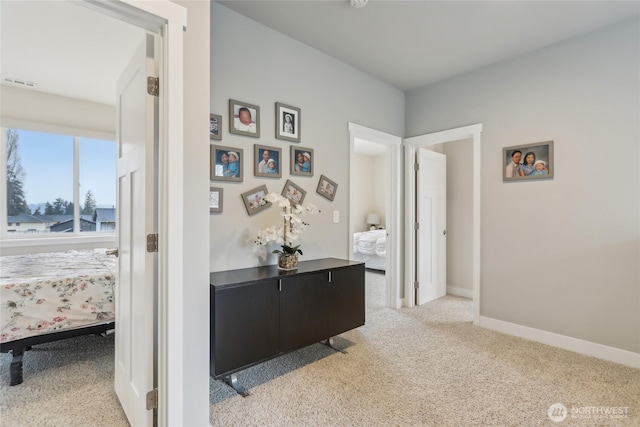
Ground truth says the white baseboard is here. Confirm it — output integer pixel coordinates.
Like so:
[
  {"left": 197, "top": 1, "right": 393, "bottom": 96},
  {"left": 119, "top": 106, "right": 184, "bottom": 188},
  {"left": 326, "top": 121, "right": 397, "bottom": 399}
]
[
  {"left": 479, "top": 316, "right": 640, "bottom": 369},
  {"left": 447, "top": 286, "right": 473, "bottom": 299}
]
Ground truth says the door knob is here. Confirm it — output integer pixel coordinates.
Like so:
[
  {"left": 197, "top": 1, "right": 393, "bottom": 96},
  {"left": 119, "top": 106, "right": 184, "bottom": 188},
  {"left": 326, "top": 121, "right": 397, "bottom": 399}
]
[{"left": 106, "top": 248, "right": 119, "bottom": 257}]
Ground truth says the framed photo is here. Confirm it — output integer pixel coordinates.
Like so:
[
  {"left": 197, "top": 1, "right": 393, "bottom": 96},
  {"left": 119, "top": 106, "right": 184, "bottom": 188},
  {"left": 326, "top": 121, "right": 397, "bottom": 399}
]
[
  {"left": 209, "top": 113, "right": 222, "bottom": 140},
  {"left": 241, "top": 185, "right": 271, "bottom": 216},
  {"left": 290, "top": 146, "right": 314, "bottom": 177},
  {"left": 210, "top": 144, "right": 243, "bottom": 182},
  {"left": 275, "top": 102, "right": 301, "bottom": 143},
  {"left": 254, "top": 144, "right": 282, "bottom": 178},
  {"left": 503, "top": 140, "right": 554, "bottom": 182},
  {"left": 316, "top": 175, "right": 338, "bottom": 201},
  {"left": 229, "top": 99, "right": 260, "bottom": 138},
  {"left": 210, "top": 187, "right": 223, "bottom": 213},
  {"left": 281, "top": 179, "right": 306, "bottom": 205}
]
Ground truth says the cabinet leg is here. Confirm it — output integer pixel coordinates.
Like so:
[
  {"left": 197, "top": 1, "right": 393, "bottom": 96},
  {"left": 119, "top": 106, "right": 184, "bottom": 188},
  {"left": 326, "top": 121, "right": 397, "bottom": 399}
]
[
  {"left": 322, "top": 338, "right": 347, "bottom": 354},
  {"left": 222, "top": 373, "right": 249, "bottom": 397}
]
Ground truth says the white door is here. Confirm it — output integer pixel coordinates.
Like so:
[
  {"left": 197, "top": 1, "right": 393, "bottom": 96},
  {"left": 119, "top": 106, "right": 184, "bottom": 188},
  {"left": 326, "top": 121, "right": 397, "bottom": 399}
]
[
  {"left": 416, "top": 148, "right": 447, "bottom": 305},
  {"left": 115, "top": 35, "right": 158, "bottom": 427}
]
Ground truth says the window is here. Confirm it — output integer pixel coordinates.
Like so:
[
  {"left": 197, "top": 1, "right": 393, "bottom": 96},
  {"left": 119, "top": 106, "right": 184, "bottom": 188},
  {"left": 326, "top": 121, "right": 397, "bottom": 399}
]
[{"left": 2, "top": 127, "right": 116, "bottom": 238}]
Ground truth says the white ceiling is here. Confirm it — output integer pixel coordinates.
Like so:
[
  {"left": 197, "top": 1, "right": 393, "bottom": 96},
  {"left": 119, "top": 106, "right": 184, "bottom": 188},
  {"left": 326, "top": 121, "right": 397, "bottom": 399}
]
[
  {"left": 218, "top": 0, "right": 640, "bottom": 91},
  {"left": 1, "top": 1, "right": 638, "bottom": 106},
  {"left": 0, "top": 1, "right": 144, "bottom": 106}
]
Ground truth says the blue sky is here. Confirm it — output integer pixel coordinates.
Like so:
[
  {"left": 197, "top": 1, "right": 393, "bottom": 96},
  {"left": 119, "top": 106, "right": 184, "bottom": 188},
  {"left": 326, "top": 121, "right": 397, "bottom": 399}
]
[{"left": 16, "top": 130, "right": 115, "bottom": 208}]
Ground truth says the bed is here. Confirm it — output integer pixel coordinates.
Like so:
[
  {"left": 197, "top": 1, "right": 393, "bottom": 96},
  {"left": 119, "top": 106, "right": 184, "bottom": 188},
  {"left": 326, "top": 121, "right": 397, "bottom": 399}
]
[
  {"left": 352, "top": 229, "right": 387, "bottom": 272},
  {"left": 0, "top": 249, "right": 116, "bottom": 385}
]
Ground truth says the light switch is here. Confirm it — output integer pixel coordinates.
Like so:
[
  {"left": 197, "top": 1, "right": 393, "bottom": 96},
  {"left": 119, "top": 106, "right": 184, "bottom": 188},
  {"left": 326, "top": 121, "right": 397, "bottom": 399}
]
[{"left": 333, "top": 210, "right": 339, "bottom": 223}]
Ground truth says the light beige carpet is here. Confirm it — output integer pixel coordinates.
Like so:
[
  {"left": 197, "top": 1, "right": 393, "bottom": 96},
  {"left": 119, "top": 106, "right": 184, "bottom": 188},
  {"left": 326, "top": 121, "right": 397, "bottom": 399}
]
[
  {"left": 2, "top": 295, "right": 639, "bottom": 426},
  {"left": 209, "top": 296, "right": 640, "bottom": 426}
]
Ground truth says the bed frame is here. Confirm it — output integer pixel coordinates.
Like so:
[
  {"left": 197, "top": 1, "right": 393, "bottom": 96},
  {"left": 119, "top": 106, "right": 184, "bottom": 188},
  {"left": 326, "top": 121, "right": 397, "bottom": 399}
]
[
  {"left": 1, "top": 249, "right": 116, "bottom": 386},
  {"left": 1, "top": 322, "right": 115, "bottom": 386}
]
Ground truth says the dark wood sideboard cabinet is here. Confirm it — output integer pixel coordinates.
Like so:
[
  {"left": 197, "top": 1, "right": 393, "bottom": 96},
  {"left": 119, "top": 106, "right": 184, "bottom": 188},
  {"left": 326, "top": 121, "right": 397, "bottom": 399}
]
[{"left": 210, "top": 258, "right": 365, "bottom": 395}]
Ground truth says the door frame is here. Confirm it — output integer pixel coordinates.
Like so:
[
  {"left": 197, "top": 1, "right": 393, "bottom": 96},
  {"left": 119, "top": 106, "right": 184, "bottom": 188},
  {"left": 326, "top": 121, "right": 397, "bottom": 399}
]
[
  {"left": 348, "top": 123, "right": 403, "bottom": 309},
  {"left": 80, "top": 1, "right": 187, "bottom": 425},
  {"left": 403, "top": 123, "right": 482, "bottom": 324}
]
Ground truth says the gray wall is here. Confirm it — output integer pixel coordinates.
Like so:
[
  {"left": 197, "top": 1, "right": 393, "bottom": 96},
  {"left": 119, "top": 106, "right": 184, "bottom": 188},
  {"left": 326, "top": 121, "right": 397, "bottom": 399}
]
[
  {"left": 351, "top": 152, "right": 386, "bottom": 232},
  {"left": 210, "top": 3, "right": 404, "bottom": 271},
  {"left": 406, "top": 19, "right": 640, "bottom": 353}
]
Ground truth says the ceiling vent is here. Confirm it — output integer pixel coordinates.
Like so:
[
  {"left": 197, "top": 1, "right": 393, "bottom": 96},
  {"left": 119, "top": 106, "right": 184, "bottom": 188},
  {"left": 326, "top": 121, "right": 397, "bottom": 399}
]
[
  {"left": 350, "top": 0, "right": 368, "bottom": 8},
  {"left": 2, "top": 77, "right": 37, "bottom": 89}
]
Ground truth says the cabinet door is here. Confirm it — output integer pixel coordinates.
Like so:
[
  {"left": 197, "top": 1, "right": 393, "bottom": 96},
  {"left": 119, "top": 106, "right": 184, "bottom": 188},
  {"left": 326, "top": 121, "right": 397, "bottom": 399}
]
[
  {"left": 280, "top": 272, "right": 328, "bottom": 352},
  {"left": 212, "top": 280, "right": 279, "bottom": 376},
  {"left": 328, "top": 265, "right": 365, "bottom": 337}
]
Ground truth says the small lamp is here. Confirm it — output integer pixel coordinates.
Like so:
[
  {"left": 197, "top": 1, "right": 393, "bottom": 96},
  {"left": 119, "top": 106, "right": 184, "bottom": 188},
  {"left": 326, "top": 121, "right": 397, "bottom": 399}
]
[{"left": 366, "top": 213, "right": 380, "bottom": 231}]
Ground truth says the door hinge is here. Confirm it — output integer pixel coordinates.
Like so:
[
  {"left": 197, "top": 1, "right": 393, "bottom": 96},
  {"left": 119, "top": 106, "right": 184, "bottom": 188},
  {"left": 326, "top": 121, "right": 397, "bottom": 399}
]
[
  {"left": 414, "top": 222, "right": 420, "bottom": 230},
  {"left": 147, "top": 76, "right": 159, "bottom": 97},
  {"left": 414, "top": 163, "right": 420, "bottom": 171},
  {"left": 414, "top": 281, "right": 420, "bottom": 289},
  {"left": 146, "top": 388, "right": 158, "bottom": 410},
  {"left": 147, "top": 233, "right": 158, "bottom": 253}
]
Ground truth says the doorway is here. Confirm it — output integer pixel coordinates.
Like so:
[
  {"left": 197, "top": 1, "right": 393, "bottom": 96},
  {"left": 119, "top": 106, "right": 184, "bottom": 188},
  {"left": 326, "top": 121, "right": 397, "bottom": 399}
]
[
  {"left": 348, "top": 123, "right": 402, "bottom": 309},
  {"left": 403, "top": 124, "right": 482, "bottom": 324},
  {"left": 0, "top": 0, "right": 190, "bottom": 424}
]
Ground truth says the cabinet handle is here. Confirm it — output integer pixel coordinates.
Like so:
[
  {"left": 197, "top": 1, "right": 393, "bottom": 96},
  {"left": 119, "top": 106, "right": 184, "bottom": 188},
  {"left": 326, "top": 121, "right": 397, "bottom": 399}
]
[
  {"left": 278, "top": 279, "right": 282, "bottom": 292},
  {"left": 328, "top": 271, "right": 332, "bottom": 283}
]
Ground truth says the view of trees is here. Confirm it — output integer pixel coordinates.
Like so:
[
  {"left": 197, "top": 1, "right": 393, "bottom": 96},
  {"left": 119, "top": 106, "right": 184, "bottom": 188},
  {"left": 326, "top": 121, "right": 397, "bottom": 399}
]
[
  {"left": 82, "top": 190, "right": 97, "bottom": 215},
  {"left": 5, "top": 129, "right": 98, "bottom": 217},
  {"left": 6, "top": 129, "right": 30, "bottom": 216}
]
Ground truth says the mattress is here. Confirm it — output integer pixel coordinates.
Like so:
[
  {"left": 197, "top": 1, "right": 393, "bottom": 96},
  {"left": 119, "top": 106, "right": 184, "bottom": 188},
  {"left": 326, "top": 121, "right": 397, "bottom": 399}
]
[
  {"left": 1, "top": 249, "right": 116, "bottom": 344},
  {"left": 353, "top": 229, "right": 386, "bottom": 257},
  {"left": 353, "top": 229, "right": 387, "bottom": 271}
]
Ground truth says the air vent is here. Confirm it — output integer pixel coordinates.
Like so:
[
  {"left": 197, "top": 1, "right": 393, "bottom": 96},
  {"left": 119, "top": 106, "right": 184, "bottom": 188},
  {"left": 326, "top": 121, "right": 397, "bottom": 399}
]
[{"left": 2, "top": 77, "right": 37, "bottom": 89}]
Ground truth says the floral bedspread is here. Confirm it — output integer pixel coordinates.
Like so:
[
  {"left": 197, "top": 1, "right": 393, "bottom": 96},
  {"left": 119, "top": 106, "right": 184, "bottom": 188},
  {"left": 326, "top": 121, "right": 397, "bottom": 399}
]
[{"left": 1, "top": 249, "right": 116, "bottom": 344}]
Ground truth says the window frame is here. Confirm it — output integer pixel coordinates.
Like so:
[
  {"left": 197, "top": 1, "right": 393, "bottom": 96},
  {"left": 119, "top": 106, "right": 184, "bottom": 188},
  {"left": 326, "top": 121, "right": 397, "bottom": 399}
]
[{"left": 1, "top": 120, "right": 116, "bottom": 248}]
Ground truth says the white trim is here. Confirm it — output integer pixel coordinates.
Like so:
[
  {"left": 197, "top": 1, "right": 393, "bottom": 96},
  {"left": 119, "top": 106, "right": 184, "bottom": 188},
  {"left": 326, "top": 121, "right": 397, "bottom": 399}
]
[
  {"left": 447, "top": 286, "right": 473, "bottom": 299},
  {"left": 84, "top": 1, "right": 188, "bottom": 425},
  {"left": 73, "top": 136, "right": 80, "bottom": 233},
  {"left": 0, "top": 234, "right": 115, "bottom": 248},
  {"left": 403, "top": 124, "right": 482, "bottom": 326},
  {"left": 0, "top": 125, "right": 116, "bottom": 242},
  {"left": 348, "top": 122, "right": 403, "bottom": 309},
  {"left": 480, "top": 316, "right": 640, "bottom": 369},
  {"left": 148, "top": 4, "right": 187, "bottom": 427},
  {"left": 0, "top": 129, "right": 7, "bottom": 236},
  {"left": 403, "top": 145, "right": 415, "bottom": 308}
]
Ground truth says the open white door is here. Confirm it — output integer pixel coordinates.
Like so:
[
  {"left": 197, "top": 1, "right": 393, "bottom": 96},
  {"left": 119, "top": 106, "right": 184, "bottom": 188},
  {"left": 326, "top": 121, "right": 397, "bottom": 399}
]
[
  {"left": 416, "top": 148, "right": 447, "bottom": 305},
  {"left": 115, "top": 35, "right": 158, "bottom": 427}
]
